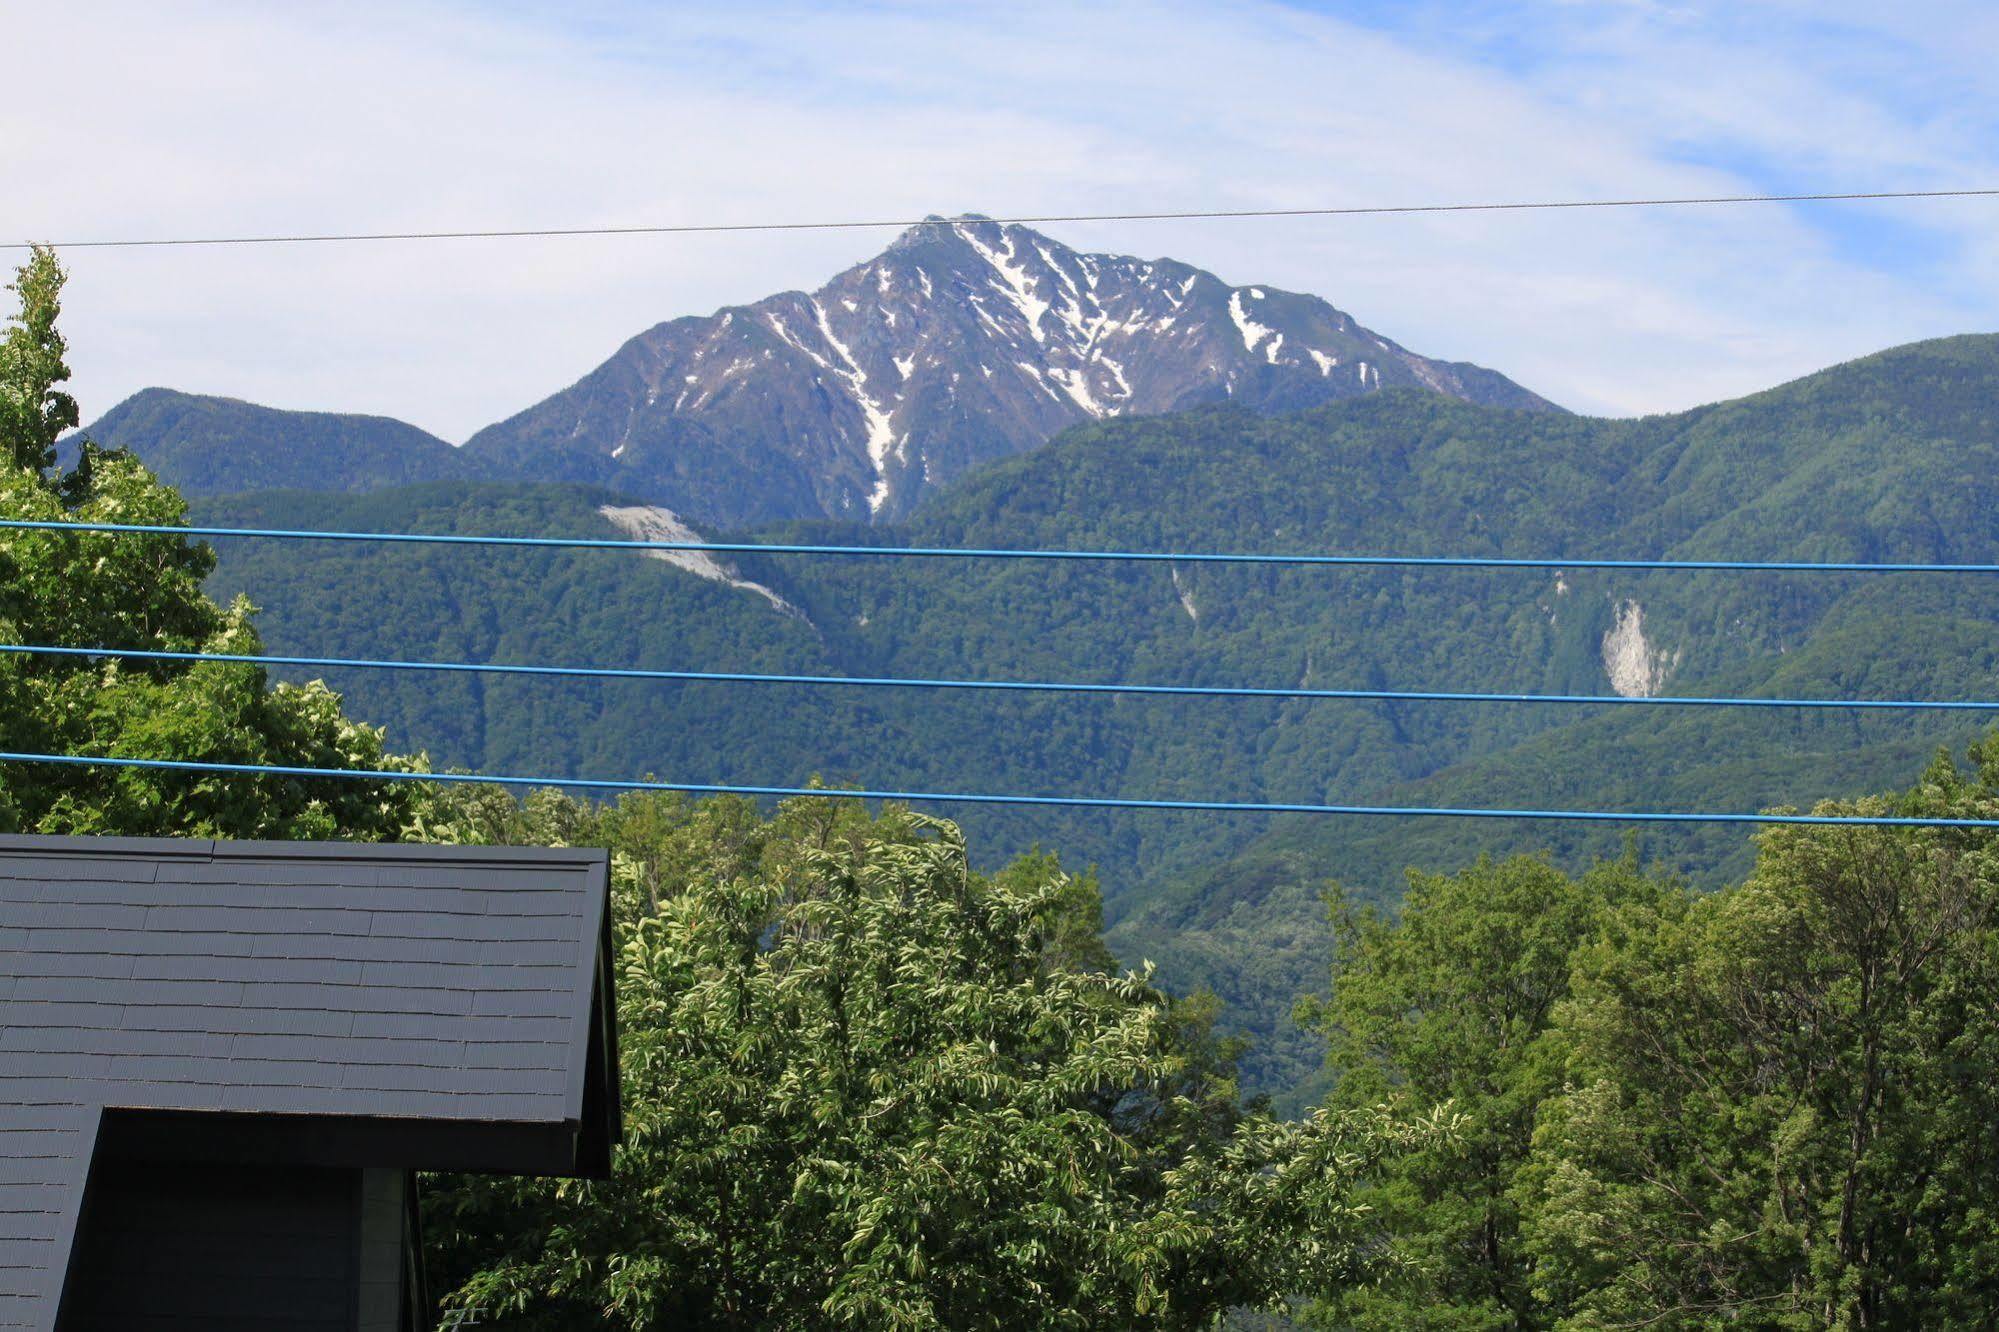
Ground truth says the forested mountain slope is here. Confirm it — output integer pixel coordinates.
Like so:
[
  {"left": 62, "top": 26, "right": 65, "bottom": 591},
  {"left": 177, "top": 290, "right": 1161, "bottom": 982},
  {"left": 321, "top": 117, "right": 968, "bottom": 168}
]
[
  {"left": 64, "top": 387, "right": 473, "bottom": 494},
  {"left": 199, "top": 332, "right": 1999, "bottom": 1093}
]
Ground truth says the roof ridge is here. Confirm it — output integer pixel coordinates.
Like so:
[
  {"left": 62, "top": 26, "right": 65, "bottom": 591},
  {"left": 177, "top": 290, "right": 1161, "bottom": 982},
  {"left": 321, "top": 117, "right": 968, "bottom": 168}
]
[{"left": 0, "top": 833, "right": 607, "bottom": 868}]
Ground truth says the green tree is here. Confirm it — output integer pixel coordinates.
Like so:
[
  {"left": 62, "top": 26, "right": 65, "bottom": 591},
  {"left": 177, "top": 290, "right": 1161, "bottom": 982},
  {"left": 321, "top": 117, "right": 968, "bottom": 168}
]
[
  {"left": 0, "top": 246, "right": 419, "bottom": 837},
  {"left": 1298, "top": 856, "right": 1666, "bottom": 1330},
  {"left": 423, "top": 792, "right": 1432, "bottom": 1330},
  {"left": 0, "top": 246, "right": 76, "bottom": 474},
  {"left": 1521, "top": 742, "right": 1999, "bottom": 1328}
]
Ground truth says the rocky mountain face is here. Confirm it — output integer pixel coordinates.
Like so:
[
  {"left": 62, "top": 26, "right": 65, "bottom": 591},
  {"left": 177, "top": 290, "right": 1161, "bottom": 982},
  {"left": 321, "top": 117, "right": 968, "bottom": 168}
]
[
  {"left": 459, "top": 216, "right": 1559, "bottom": 525},
  {"left": 71, "top": 217, "right": 1556, "bottom": 518}
]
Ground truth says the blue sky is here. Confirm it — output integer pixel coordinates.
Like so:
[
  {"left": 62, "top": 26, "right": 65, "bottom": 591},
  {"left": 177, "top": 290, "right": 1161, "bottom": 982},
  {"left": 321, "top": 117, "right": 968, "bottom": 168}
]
[
  {"left": 6, "top": 0, "right": 1995, "bottom": 436},
  {"left": 1321, "top": 0, "right": 1995, "bottom": 279}
]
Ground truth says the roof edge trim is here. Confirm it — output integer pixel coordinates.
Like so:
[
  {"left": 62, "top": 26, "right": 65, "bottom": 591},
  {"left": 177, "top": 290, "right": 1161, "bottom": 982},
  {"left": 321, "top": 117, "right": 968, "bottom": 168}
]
[
  {"left": 0, "top": 832, "right": 613, "bottom": 869},
  {"left": 564, "top": 850, "right": 616, "bottom": 1143},
  {"left": 41, "top": 1103, "right": 104, "bottom": 1332}
]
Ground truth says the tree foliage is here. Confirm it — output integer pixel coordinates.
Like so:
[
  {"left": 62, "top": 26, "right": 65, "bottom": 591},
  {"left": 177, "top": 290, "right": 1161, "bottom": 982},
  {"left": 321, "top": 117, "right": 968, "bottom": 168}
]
[
  {"left": 1522, "top": 743, "right": 1999, "bottom": 1328},
  {"left": 0, "top": 247, "right": 418, "bottom": 838},
  {"left": 1299, "top": 855, "right": 1669, "bottom": 1329},
  {"left": 1299, "top": 742, "right": 1999, "bottom": 1330},
  {"left": 420, "top": 789, "right": 1437, "bottom": 1330},
  {"left": 0, "top": 247, "right": 77, "bottom": 474}
]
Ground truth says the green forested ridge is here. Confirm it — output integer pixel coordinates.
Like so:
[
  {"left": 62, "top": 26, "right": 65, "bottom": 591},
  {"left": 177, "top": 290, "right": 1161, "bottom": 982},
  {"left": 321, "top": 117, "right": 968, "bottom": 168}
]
[
  {"left": 195, "top": 333, "right": 1999, "bottom": 1093},
  {"left": 60, "top": 386, "right": 472, "bottom": 494}
]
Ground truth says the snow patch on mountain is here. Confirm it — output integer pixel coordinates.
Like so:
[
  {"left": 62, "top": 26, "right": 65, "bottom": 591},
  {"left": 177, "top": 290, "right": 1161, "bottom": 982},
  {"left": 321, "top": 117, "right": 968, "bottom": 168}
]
[
  {"left": 1228, "top": 290, "right": 1275, "bottom": 354},
  {"left": 810, "top": 298, "right": 900, "bottom": 512},
  {"left": 1101, "top": 357, "right": 1132, "bottom": 401},
  {"left": 598, "top": 505, "right": 801, "bottom": 616},
  {"left": 1050, "top": 366, "right": 1103, "bottom": 416},
  {"left": 959, "top": 224, "right": 1050, "bottom": 343}
]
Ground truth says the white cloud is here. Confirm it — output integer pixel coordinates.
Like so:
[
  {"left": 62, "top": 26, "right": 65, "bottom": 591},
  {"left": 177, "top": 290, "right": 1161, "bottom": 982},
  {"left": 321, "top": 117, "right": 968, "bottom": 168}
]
[{"left": 2, "top": 0, "right": 1994, "bottom": 436}]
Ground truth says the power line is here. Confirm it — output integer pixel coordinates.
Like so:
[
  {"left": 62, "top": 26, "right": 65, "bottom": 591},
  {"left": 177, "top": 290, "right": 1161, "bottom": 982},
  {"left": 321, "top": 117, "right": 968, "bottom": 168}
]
[
  {"left": 7, "top": 518, "right": 1999, "bottom": 575},
  {"left": 10, "top": 643, "right": 1998, "bottom": 714},
  {"left": 1, "top": 749, "right": 1992, "bottom": 828},
  {"left": 8, "top": 189, "right": 1998, "bottom": 251}
]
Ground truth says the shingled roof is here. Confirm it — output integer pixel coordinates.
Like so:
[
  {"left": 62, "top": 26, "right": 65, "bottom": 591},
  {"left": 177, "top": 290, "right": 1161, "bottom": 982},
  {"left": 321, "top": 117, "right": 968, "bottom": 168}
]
[{"left": 0, "top": 835, "right": 620, "bottom": 1331}]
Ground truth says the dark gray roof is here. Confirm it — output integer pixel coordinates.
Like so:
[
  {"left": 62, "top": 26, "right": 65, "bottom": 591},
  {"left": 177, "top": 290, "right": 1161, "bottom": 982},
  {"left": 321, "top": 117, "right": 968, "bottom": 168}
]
[{"left": 0, "top": 835, "right": 618, "bottom": 1331}]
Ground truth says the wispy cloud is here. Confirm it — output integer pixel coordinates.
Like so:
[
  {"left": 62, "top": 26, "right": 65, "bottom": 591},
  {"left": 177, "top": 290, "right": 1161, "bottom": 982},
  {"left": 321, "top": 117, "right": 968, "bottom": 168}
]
[{"left": 3, "top": 0, "right": 1993, "bottom": 435}]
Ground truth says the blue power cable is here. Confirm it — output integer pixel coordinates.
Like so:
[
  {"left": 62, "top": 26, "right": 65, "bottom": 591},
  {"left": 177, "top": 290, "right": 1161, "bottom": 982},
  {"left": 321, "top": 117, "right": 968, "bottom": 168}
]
[
  {"left": 6, "top": 518, "right": 1999, "bottom": 574},
  {"left": 6, "top": 643, "right": 1997, "bottom": 714},
  {"left": 1, "top": 750, "right": 1993, "bottom": 829}
]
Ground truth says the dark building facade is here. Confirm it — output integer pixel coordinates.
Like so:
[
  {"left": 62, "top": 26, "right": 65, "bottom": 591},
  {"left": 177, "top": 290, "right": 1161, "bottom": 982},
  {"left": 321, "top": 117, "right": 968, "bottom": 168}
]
[
  {"left": 0, "top": 836, "right": 621, "bottom": 1332},
  {"left": 62, "top": 1160, "right": 409, "bottom": 1331}
]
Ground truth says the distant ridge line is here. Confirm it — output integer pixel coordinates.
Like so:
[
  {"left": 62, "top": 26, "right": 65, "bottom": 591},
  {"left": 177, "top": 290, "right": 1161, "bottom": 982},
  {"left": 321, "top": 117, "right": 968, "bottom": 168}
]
[{"left": 11, "top": 189, "right": 1998, "bottom": 250}]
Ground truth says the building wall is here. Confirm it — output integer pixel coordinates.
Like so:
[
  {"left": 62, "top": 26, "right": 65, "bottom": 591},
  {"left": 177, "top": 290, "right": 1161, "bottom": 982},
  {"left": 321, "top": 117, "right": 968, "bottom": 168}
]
[
  {"left": 60, "top": 1159, "right": 410, "bottom": 1331},
  {"left": 357, "top": 1168, "right": 409, "bottom": 1332}
]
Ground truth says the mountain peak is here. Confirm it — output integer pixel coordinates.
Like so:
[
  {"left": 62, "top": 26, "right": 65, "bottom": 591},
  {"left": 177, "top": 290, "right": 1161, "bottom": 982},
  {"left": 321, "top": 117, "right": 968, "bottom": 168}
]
[
  {"left": 460, "top": 216, "right": 1559, "bottom": 526},
  {"left": 884, "top": 215, "right": 955, "bottom": 252},
  {"left": 883, "top": 212, "right": 1019, "bottom": 256}
]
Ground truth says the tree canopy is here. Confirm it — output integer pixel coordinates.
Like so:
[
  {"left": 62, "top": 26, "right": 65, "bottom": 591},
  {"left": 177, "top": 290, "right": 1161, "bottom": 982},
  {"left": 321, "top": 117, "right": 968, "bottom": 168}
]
[
  {"left": 1297, "top": 743, "right": 1999, "bottom": 1330},
  {"left": 1523, "top": 744, "right": 1999, "bottom": 1328},
  {"left": 0, "top": 246, "right": 418, "bottom": 838},
  {"left": 0, "top": 246, "right": 77, "bottom": 474},
  {"left": 420, "top": 788, "right": 1439, "bottom": 1330},
  {"left": 1300, "top": 854, "right": 1669, "bottom": 1330}
]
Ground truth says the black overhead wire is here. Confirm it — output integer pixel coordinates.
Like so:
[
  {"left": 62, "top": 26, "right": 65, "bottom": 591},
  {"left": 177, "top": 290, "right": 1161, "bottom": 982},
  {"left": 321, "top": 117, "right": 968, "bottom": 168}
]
[{"left": 8, "top": 188, "right": 1998, "bottom": 250}]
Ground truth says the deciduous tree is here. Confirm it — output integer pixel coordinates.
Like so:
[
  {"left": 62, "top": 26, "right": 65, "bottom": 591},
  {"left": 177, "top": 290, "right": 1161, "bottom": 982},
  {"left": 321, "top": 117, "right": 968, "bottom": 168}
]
[
  {"left": 0, "top": 247, "right": 418, "bottom": 837},
  {"left": 425, "top": 794, "right": 1431, "bottom": 1330},
  {"left": 1522, "top": 744, "right": 1999, "bottom": 1328},
  {"left": 1299, "top": 855, "right": 1666, "bottom": 1330}
]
